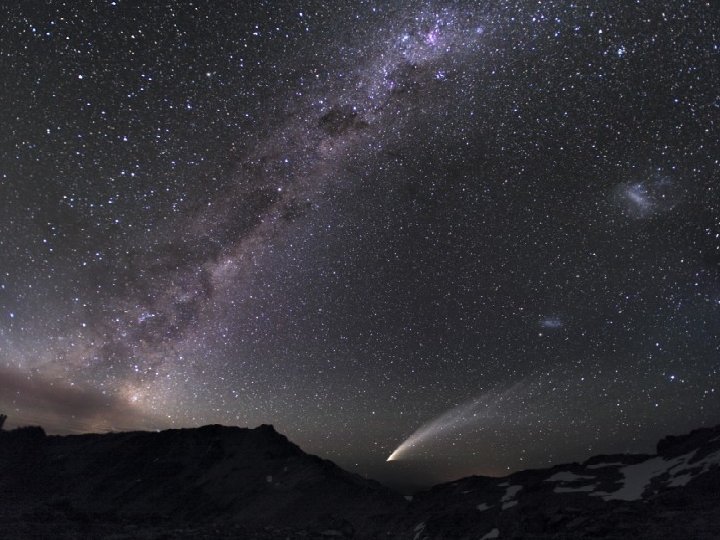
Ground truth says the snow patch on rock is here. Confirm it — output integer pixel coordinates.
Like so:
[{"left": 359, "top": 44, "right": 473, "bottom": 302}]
[
  {"left": 546, "top": 471, "right": 595, "bottom": 482},
  {"left": 480, "top": 528, "right": 500, "bottom": 539},
  {"left": 555, "top": 484, "right": 597, "bottom": 493},
  {"left": 500, "top": 484, "right": 522, "bottom": 509},
  {"left": 586, "top": 462, "right": 624, "bottom": 469}
]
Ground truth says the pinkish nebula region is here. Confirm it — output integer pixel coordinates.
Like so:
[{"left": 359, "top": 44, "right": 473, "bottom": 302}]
[{"left": 1, "top": 1, "right": 719, "bottom": 488}]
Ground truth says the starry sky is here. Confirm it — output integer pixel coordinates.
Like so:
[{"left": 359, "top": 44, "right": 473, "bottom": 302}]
[{"left": 1, "top": 0, "right": 719, "bottom": 490}]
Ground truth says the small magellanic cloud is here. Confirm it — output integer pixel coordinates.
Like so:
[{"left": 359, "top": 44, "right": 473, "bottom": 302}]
[{"left": 540, "top": 317, "right": 563, "bottom": 329}]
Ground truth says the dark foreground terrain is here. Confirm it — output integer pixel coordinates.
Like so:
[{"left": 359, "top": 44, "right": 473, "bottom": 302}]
[{"left": 1, "top": 422, "right": 719, "bottom": 539}]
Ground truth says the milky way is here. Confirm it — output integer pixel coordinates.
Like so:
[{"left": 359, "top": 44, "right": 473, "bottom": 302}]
[{"left": 1, "top": 1, "right": 719, "bottom": 488}]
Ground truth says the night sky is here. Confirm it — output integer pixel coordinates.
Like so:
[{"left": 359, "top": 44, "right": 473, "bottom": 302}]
[{"left": 1, "top": 0, "right": 719, "bottom": 489}]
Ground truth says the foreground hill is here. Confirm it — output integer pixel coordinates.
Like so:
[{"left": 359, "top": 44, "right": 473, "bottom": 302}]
[
  {"left": 0, "top": 424, "right": 404, "bottom": 538},
  {"left": 1, "top": 422, "right": 719, "bottom": 538}
]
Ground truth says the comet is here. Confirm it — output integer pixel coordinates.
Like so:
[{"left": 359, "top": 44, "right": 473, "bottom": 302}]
[{"left": 387, "top": 381, "right": 527, "bottom": 461}]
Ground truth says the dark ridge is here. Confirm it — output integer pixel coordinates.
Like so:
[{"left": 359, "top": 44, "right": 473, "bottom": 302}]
[{"left": 1, "top": 421, "right": 720, "bottom": 538}]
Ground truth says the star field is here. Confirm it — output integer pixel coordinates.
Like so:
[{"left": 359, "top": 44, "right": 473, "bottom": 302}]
[{"left": 1, "top": 0, "right": 719, "bottom": 489}]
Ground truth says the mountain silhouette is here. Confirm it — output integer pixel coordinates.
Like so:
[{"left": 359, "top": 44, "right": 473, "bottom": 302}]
[{"left": 1, "top": 421, "right": 719, "bottom": 538}]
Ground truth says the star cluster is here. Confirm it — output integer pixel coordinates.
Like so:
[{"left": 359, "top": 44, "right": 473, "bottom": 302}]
[{"left": 1, "top": 0, "right": 718, "bottom": 489}]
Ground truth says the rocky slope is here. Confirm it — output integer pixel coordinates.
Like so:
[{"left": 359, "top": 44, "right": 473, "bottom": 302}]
[
  {"left": 394, "top": 424, "right": 720, "bottom": 539},
  {"left": 1, "top": 422, "right": 720, "bottom": 538}
]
